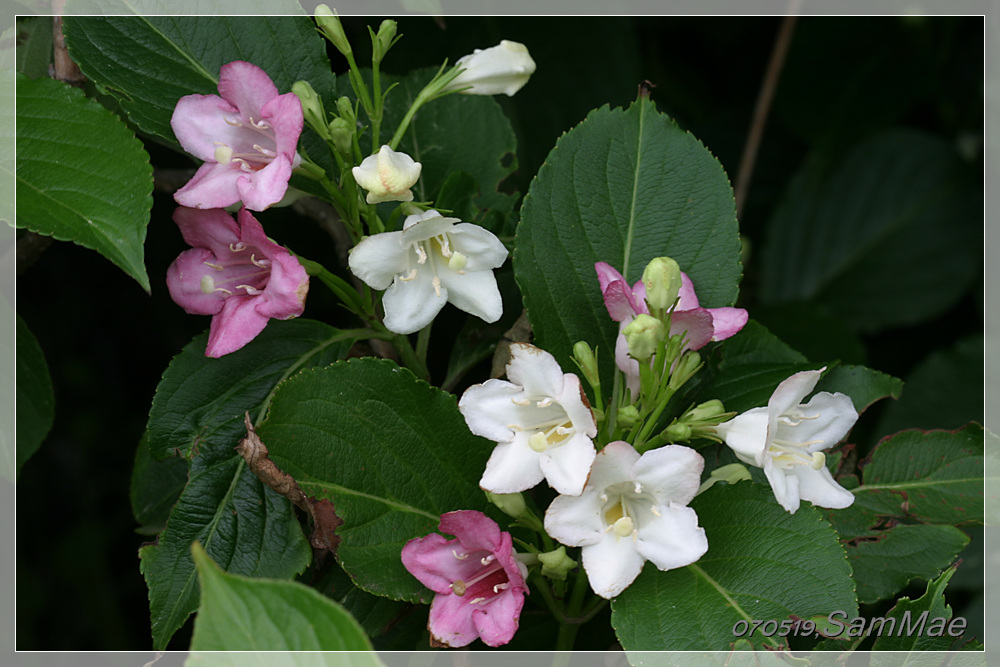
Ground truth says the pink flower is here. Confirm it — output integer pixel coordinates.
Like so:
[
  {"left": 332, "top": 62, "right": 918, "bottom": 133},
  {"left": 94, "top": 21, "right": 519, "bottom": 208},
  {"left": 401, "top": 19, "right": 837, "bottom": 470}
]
[
  {"left": 595, "top": 262, "right": 748, "bottom": 395},
  {"left": 401, "top": 510, "right": 528, "bottom": 648},
  {"left": 166, "top": 206, "right": 309, "bottom": 358},
  {"left": 171, "top": 61, "right": 303, "bottom": 211}
]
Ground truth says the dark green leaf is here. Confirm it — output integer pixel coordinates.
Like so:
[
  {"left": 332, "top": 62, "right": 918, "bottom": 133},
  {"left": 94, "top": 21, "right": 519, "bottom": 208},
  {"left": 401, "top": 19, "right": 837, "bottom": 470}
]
[
  {"left": 130, "top": 431, "right": 188, "bottom": 535},
  {"left": 15, "top": 17, "right": 53, "bottom": 79},
  {"left": 259, "top": 358, "right": 495, "bottom": 601},
  {"left": 871, "top": 565, "right": 964, "bottom": 651},
  {"left": 815, "top": 364, "right": 903, "bottom": 415},
  {"left": 62, "top": 13, "right": 337, "bottom": 146},
  {"left": 516, "top": 98, "right": 742, "bottom": 388},
  {"left": 190, "top": 542, "right": 376, "bottom": 652},
  {"left": 752, "top": 301, "right": 868, "bottom": 365},
  {"left": 15, "top": 74, "right": 152, "bottom": 291},
  {"left": 15, "top": 314, "right": 54, "bottom": 476},
  {"left": 611, "top": 482, "right": 857, "bottom": 651},
  {"left": 760, "top": 129, "right": 978, "bottom": 333},
  {"left": 147, "top": 319, "right": 355, "bottom": 461},
  {"left": 852, "top": 424, "right": 984, "bottom": 525}
]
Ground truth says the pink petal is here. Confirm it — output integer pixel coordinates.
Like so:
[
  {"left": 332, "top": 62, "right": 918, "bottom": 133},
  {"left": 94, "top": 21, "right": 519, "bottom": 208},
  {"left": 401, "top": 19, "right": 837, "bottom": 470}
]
[
  {"left": 428, "top": 590, "right": 479, "bottom": 647},
  {"left": 439, "top": 510, "right": 503, "bottom": 553},
  {"left": 401, "top": 534, "right": 469, "bottom": 594},
  {"left": 261, "top": 92, "right": 304, "bottom": 160},
  {"left": 217, "top": 61, "right": 279, "bottom": 119},
  {"left": 706, "top": 306, "right": 748, "bottom": 341},
  {"left": 173, "top": 162, "right": 243, "bottom": 210},
  {"left": 472, "top": 588, "right": 524, "bottom": 647},
  {"left": 172, "top": 206, "right": 241, "bottom": 254},
  {"left": 601, "top": 279, "right": 639, "bottom": 322},
  {"left": 595, "top": 261, "right": 625, "bottom": 293},
  {"left": 170, "top": 94, "right": 240, "bottom": 161},
  {"left": 204, "top": 294, "right": 270, "bottom": 357},
  {"left": 670, "top": 308, "right": 714, "bottom": 351},
  {"left": 166, "top": 248, "right": 225, "bottom": 316},
  {"left": 255, "top": 252, "right": 307, "bottom": 320},
  {"left": 677, "top": 272, "right": 700, "bottom": 310},
  {"left": 237, "top": 156, "right": 293, "bottom": 212}
]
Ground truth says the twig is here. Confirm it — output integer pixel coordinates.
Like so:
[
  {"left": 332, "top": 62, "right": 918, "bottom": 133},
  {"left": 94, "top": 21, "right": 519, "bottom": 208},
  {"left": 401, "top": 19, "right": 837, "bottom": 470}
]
[{"left": 733, "top": 11, "right": 799, "bottom": 218}]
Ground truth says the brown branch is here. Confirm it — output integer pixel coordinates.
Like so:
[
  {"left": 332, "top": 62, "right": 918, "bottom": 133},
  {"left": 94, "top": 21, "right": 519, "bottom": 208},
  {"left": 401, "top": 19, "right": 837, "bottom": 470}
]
[
  {"left": 733, "top": 11, "right": 799, "bottom": 218},
  {"left": 51, "top": 3, "right": 85, "bottom": 86}
]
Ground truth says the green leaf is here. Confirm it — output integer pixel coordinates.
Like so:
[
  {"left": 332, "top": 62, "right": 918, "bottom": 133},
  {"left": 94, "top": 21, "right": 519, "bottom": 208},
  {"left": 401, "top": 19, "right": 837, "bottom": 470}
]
[
  {"left": 871, "top": 565, "right": 965, "bottom": 651},
  {"left": 190, "top": 542, "right": 376, "bottom": 652},
  {"left": 147, "top": 319, "right": 355, "bottom": 461},
  {"left": 760, "top": 129, "right": 979, "bottom": 333},
  {"left": 515, "top": 97, "right": 742, "bottom": 385},
  {"left": 15, "top": 314, "right": 54, "bottom": 476},
  {"left": 259, "top": 358, "right": 495, "bottom": 602},
  {"left": 130, "top": 431, "right": 188, "bottom": 535},
  {"left": 875, "top": 335, "right": 983, "bottom": 438},
  {"left": 317, "top": 558, "right": 410, "bottom": 638},
  {"left": 753, "top": 301, "right": 868, "bottom": 365},
  {"left": 15, "top": 17, "right": 53, "bottom": 79},
  {"left": 846, "top": 524, "right": 969, "bottom": 605},
  {"left": 814, "top": 364, "right": 903, "bottom": 415},
  {"left": 852, "top": 424, "right": 984, "bottom": 525},
  {"left": 62, "top": 13, "right": 337, "bottom": 146},
  {"left": 140, "top": 455, "right": 312, "bottom": 650},
  {"left": 15, "top": 74, "right": 152, "bottom": 291},
  {"left": 611, "top": 482, "right": 857, "bottom": 651}
]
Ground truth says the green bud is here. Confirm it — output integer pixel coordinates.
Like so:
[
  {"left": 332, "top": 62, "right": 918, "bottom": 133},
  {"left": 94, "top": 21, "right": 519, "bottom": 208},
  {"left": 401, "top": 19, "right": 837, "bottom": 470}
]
[
  {"left": 685, "top": 399, "right": 726, "bottom": 424},
  {"left": 617, "top": 404, "right": 640, "bottom": 428},
  {"left": 485, "top": 491, "right": 527, "bottom": 519},
  {"left": 328, "top": 117, "right": 353, "bottom": 156},
  {"left": 336, "top": 97, "right": 356, "bottom": 126},
  {"left": 642, "top": 256, "right": 683, "bottom": 311},
  {"left": 572, "top": 341, "right": 600, "bottom": 388},
  {"left": 623, "top": 313, "right": 665, "bottom": 362},
  {"left": 664, "top": 422, "right": 692, "bottom": 442},
  {"left": 292, "top": 81, "right": 329, "bottom": 140},
  {"left": 668, "top": 350, "right": 701, "bottom": 390},
  {"left": 314, "top": 5, "right": 352, "bottom": 56},
  {"left": 696, "top": 462, "right": 752, "bottom": 496},
  {"left": 537, "top": 546, "right": 577, "bottom": 581},
  {"left": 371, "top": 19, "right": 398, "bottom": 63}
]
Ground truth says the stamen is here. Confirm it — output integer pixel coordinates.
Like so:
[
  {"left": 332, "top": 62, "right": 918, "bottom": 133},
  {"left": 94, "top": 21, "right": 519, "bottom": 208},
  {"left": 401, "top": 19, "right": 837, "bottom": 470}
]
[
  {"left": 451, "top": 580, "right": 467, "bottom": 596},
  {"left": 810, "top": 452, "right": 826, "bottom": 470},
  {"left": 229, "top": 242, "right": 247, "bottom": 252},
  {"left": 236, "top": 284, "right": 263, "bottom": 295},
  {"left": 223, "top": 116, "right": 243, "bottom": 127},
  {"left": 203, "top": 262, "right": 224, "bottom": 271},
  {"left": 650, "top": 505, "right": 661, "bottom": 517},
  {"left": 448, "top": 251, "right": 467, "bottom": 271},
  {"left": 634, "top": 482, "right": 643, "bottom": 494},
  {"left": 599, "top": 492, "right": 608, "bottom": 502},
  {"left": 200, "top": 275, "right": 216, "bottom": 295},
  {"left": 415, "top": 245, "right": 428, "bottom": 264},
  {"left": 469, "top": 597, "right": 487, "bottom": 604},
  {"left": 213, "top": 287, "right": 233, "bottom": 295},
  {"left": 555, "top": 426, "right": 571, "bottom": 435},
  {"left": 493, "top": 583, "right": 508, "bottom": 593},
  {"left": 507, "top": 424, "right": 523, "bottom": 431},
  {"left": 612, "top": 516, "right": 634, "bottom": 537},
  {"left": 232, "top": 157, "right": 253, "bottom": 172},
  {"left": 250, "top": 254, "right": 270, "bottom": 268},
  {"left": 214, "top": 145, "right": 234, "bottom": 164},
  {"left": 773, "top": 438, "right": 824, "bottom": 448},
  {"left": 511, "top": 397, "right": 531, "bottom": 406},
  {"left": 452, "top": 550, "right": 469, "bottom": 560},
  {"left": 399, "top": 269, "right": 418, "bottom": 282},
  {"left": 432, "top": 276, "right": 442, "bottom": 297},
  {"left": 536, "top": 398, "right": 552, "bottom": 408},
  {"left": 437, "top": 235, "right": 453, "bottom": 258},
  {"left": 252, "top": 144, "right": 276, "bottom": 158},
  {"left": 528, "top": 432, "right": 549, "bottom": 452},
  {"left": 481, "top": 555, "right": 496, "bottom": 566}
]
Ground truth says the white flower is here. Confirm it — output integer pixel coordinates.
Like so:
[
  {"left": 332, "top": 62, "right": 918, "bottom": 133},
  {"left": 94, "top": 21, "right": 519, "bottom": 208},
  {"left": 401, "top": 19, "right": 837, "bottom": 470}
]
[
  {"left": 544, "top": 441, "right": 708, "bottom": 599},
  {"left": 713, "top": 368, "right": 858, "bottom": 514},
  {"left": 459, "top": 344, "right": 597, "bottom": 496},
  {"left": 348, "top": 210, "right": 507, "bottom": 334},
  {"left": 445, "top": 40, "right": 537, "bottom": 97},
  {"left": 352, "top": 145, "right": 422, "bottom": 204}
]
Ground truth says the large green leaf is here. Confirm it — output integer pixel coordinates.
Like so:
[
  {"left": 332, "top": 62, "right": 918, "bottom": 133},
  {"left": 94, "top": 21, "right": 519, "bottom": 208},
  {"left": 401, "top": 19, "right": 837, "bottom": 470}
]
[
  {"left": 130, "top": 432, "right": 188, "bottom": 535},
  {"left": 139, "top": 320, "right": 355, "bottom": 650},
  {"left": 759, "top": 129, "right": 979, "bottom": 333},
  {"left": 851, "top": 424, "right": 984, "bottom": 525},
  {"left": 515, "top": 97, "right": 742, "bottom": 385},
  {"left": 62, "top": 12, "right": 337, "bottom": 146},
  {"left": 15, "top": 74, "right": 152, "bottom": 291},
  {"left": 147, "top": 319, "right": 355, "bottom": 461},
  {"left": 15, "top": 314, "right": 54, "bottom": 477},
  {"left": 871, "top": 565, "right": 965, "bottom": 651},
  {"left": 259, "top": 358, "right": 495, "bottom": 602},
  {"left": 814, "top": 364, "right": 903, "bottom": 416},
  {"left": 611, "top": 482, "right": 857, "bottom": 651},
  {"left": 190, "top": 542, "right": 376, "bottom": 652}
]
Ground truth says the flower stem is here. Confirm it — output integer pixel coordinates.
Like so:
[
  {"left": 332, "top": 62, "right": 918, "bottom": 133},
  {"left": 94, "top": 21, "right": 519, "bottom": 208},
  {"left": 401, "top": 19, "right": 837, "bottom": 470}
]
[{"left": 391, "top": 333, "right": 430, "bottom": 382}]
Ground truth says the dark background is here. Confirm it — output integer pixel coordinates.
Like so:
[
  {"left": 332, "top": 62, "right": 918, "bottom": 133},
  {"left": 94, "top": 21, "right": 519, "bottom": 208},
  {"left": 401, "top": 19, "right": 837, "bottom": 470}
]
[{"left": 16, "top": 15, "right": 984, "bottom": 650}]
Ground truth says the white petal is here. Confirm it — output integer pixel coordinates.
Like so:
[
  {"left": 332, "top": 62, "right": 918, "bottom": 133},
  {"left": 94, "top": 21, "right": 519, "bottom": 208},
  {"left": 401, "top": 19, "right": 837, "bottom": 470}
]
[
  {"left": 556, "top": 374, "right": 597, "bottom": 438},
  {"left": 539, "top": 432, "right": 596, "bottom": 496},
  {"left": 586, "top": 441, "right": 639, "bottom": 492},
  {"left": 458, "top": 379, "right": 528, "bottom": 443},
  {"left": 634, "top": 504, "right": 708, "bottom": 572},
  {"left": 764, "top": 460, "right": 800, "bottom": 513},
  {"left": 631, "top": 445, "right": 704, "bottom": 506},
  {"left": 479, "top": 435, "right": 545, "bottom": 494},
  {"left": 768, "top": 369, "right": 823, "bottom": 418},
  {"left": 543, "top": 490, "right": 604, "bottom": 547},
  {"left": 794, "top": 466, "right": 855, "bottom": 509},
  {"left": 402, "top": 212, "right": 456, "bottom": 239},
  {"left": 581, "top": 531, "right": 645, "bottom": 599},
  {"left": 347, "top": 232, "right": 408, "bottom": 290},
  {"left": 381, "top": 269, "right": 446, "bottom": 334},
  {"left": 505, "top": 344, "right": 565, "bottom": 397},
  {"left": 450, "top": 223, "right": 509, "bottom": 270},
  {"left": 715, "top": 409, "right": 769, "bottom": 465},
  {"left": 794, "top": 392, "right": 858, "bottom": 451},
  {"left": 438, "top": 267, "right": 503, "bottom": 323}
]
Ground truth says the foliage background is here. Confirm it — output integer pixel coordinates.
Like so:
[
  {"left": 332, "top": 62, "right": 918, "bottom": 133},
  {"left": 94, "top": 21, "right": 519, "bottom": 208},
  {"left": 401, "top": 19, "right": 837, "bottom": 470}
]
[{"left": 15, "top": 15, "right": 984, "bottom": 650}]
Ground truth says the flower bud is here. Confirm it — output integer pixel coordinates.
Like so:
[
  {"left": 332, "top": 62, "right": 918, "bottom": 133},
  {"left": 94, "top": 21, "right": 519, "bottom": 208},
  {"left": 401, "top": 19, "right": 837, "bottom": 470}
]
[
  {"left": 314, "top": 5, "right": 352, "bottom": 56},
  {"left": 336, "top": 96, "right": 356, "bottom": 126},
  {"left": 685, "top": 399, "right": 726, "bottom": 424},
  {"left": 572, "top": 341, "right": 600, "bottom": 389},
  {"left": 328, "top": 117, "right": 353, "bottom": 157},
  {"left": 352, "top": 145, "right": 422, "bottom": 204},
  {"left": 537, "top": 546, "right": 577, "bottom": 581},
  {"left": 371, "top": 19, "right": 398, "bottom": 63},
  {"left": 292, "top": 80, "right": 329, "bottom": 140},
  {"left": 443, "top": 40, "right": 537, "bottom": 97},
  {"left": 696, "top": 462, "right": 752, "bottom": 496},
  {"left": 617, "top": 404, "right": 640, "bottom": 428},
  {"left": 622, "top": 314, "right": 665, "bottom": 362},
  {"left": 664, "top": 422, "right": 692, "bottom": 442},
  {"left": 642, "top": 256, "right": 682, "bottom": 312},
  {"left": 669, "top": 350, "right": 701, "bottom": 390},
  {"left": 485, "top": 491, "right": 527, "bottom": 520}
]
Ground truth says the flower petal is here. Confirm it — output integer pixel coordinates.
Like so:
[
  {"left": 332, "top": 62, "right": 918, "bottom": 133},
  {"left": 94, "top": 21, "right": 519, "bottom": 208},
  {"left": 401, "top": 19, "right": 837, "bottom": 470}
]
[
  {"left": 173, "top": 162, "right": 243, "bottom": 210},
  {"left": 544, "top": 490, "right": 604, "bottom": 547},
  {"left": 458, "top": 379, "right": 527, "bottom": 442},
  {"left": 768, "top": 369, "right": 823, "bottom": 419},
  {"left": 634, "top": 504, "right": 708, "bottom": 572},
  {"left": 400, "top": 533, "right": 466, "bottom": 594},
  {"left": 631, "top": 444, "right": 704, "bottom": 506},
  {"left": 166, "top": 248, "right": 226, "bottom": 316},
  {"left": 172, "top": 206, "right": 241, "bottom": 255},
  {"left": 670, "top": 308, "right": 714, "bottom": 351},
  {"left": 472, "top": 589, "right": 524, "bottom": 647},
  {"left": 204, "top": 295, "right": 270, "bottom": 358},
  {"left": 170, "top": 94, "right": 241, "bottom": 161},
  {"left": 450, "top": 223, "right": 509, "bottom": 270},
  {"left": 556, "top": 374, "right": 597, "bottom": 437},
  {"left": 714, "top": 408, "right": 769, "bottom": 464},
  {"left": 505, "top": 344, "right": 565, "bottom": 397},
  {"left": 439, "top": 510, "right": 504, "bottom": 554},
  {"left": 794, "top": 392, "right": 858, "bottom": 451},
  {"left": 348, "top": 232, "right": 409, "bottom": 290},
  {"left": 438, "top": 268, "right": 503, "bottom": 324},
  {"left": 586, "top": 440, "right": 640, "bottom": 491},
  {"left": 479, "top": 436, "right": 545, "bottom": 494},
  {"left": 217, "top": 61, "right": 279, "bottom": 119},
  {"left": 581, "top": 531, "right": 645, "bottom": 599},
  {"left": 381, "top": 268, "right": 447, "bottom": 334},
  {"left": 261, "top": 92, "right": 304, "bottom": 160},
  {"left": 706, "top": 306, "right": 748, "bottom": 341},
  {"left": 764, "top": 460, "right": 800, "bottom": 513},
  {"left": 256, "top": 252, "right": 307, "bottom": 319},
  {"left": 428, "top": 592, "right": 479, "bottom": 647},
  {"left": 538, "top": 432, "right": 596, "bottom": 496},
  {"left": 793, "top": 466, "right": 855, "bottom": 509},
  {"left": 676, "top": 272, "right": 700, "bottom": 310},
  {"left": 237, "top": 156, "right": 294, "bottom": 212}
]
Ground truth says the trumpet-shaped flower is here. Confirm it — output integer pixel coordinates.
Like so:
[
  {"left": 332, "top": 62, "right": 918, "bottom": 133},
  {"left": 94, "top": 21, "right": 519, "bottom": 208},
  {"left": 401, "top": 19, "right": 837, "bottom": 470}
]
[
  {"left": 445, "top": 40, "right": 537, "bottom": 96},
  {"left": 171, "top": 61, "right": 303, "bottom": 211},
  {"left": 713, "top": 368, "right": 858, "bottom": 513},
  {"left": 544, "top": 441, "right": 708, "bottom": 599},
  {"left": 459, "top": 344, "right": 597, "bottom": 496},
  {"left": 595, "top": 262, "right": 748, "bottom": 394},
  {"left": 352, "top": 145, "right": 422, "bottom": 204},
  {"left": 401, "top": 510, "right": 528, "bottom": 648},
  {"left": 348, "top": 210, "right": 507, "bottom": 334},
  {"left": 166, "top": 207, "right": 309, "bottom": 357}
]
